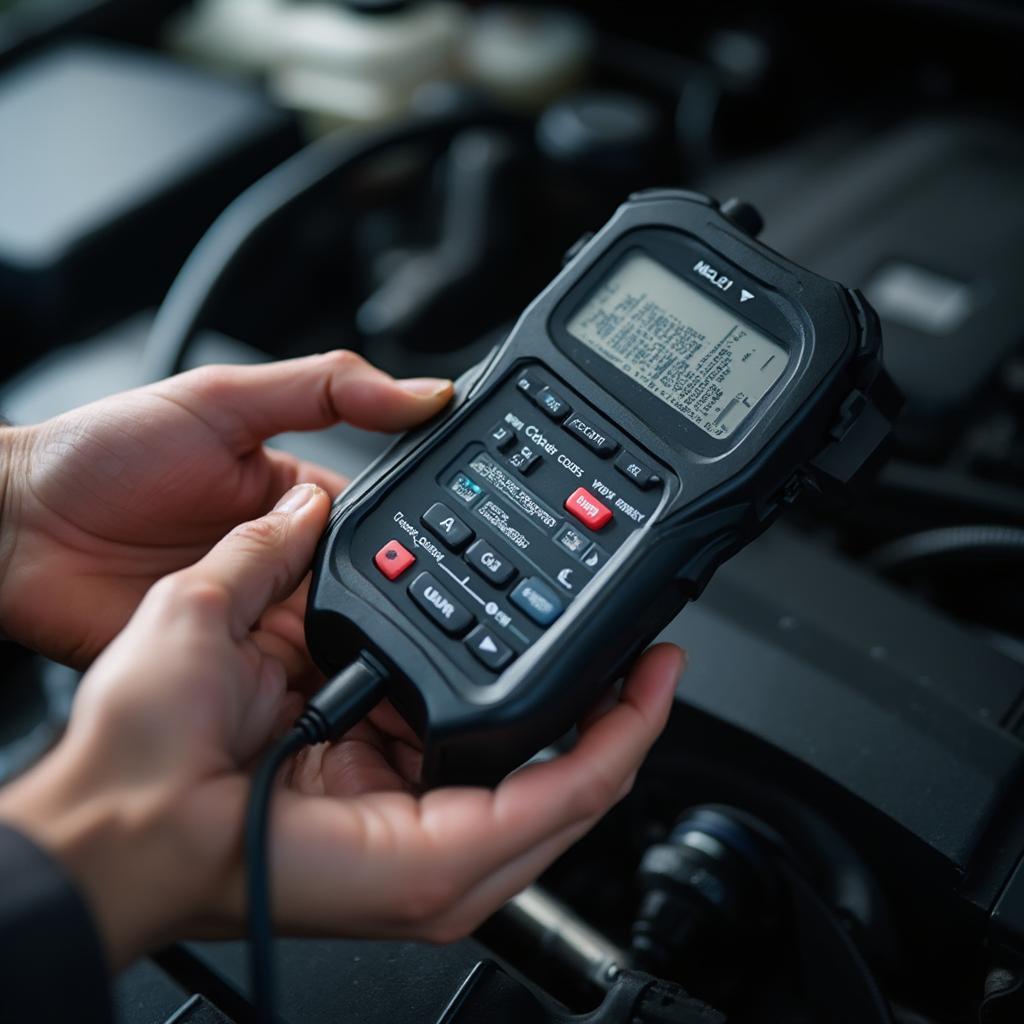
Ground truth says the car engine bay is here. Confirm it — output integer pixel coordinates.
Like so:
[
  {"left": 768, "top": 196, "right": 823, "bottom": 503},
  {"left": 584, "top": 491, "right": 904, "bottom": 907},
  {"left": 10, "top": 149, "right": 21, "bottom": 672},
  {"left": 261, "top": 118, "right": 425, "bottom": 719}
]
[{"left": 1, "top": 2, "right": 1023, "bottom": 1022}]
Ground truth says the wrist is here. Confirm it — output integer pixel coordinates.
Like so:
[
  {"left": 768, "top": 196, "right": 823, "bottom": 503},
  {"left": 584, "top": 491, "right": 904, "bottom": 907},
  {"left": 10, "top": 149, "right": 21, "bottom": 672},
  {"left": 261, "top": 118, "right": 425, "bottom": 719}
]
[{"left": 0, "top": 735, "right": 207, "bottom": 969}]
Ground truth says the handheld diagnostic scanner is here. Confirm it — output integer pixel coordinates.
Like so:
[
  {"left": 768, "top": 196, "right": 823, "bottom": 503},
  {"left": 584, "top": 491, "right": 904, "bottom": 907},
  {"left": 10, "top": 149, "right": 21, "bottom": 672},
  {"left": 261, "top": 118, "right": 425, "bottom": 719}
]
[{"left": 305, "top": 189, "right": 900, "bottom": 786}]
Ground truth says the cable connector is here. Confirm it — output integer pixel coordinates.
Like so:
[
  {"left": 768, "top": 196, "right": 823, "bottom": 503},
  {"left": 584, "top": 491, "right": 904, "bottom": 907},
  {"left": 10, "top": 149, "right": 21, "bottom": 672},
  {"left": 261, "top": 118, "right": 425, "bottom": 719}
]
[{"left": 295, "top": 653, "right": 389, "bottom": 745}]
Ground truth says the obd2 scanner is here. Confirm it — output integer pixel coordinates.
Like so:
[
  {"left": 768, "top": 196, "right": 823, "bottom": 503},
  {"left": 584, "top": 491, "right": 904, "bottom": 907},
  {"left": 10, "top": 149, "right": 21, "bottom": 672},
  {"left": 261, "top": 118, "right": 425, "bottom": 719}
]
[{"left": 304, "top": 189, "right": 900, "bottom": 787}]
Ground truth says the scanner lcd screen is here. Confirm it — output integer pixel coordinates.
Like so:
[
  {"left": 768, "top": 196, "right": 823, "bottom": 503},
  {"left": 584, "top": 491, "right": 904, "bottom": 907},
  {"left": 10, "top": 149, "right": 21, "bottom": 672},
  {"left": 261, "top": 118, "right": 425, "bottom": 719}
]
[{"left": 566, "top": 251, "right": 788, "bottom": 439}]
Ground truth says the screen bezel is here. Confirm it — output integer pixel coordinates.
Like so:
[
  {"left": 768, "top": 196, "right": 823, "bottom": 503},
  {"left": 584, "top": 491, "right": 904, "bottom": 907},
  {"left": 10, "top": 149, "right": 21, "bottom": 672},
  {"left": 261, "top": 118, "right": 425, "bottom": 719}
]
[{"left": 548, "top": 227, "right": 806, "bottom": 458}]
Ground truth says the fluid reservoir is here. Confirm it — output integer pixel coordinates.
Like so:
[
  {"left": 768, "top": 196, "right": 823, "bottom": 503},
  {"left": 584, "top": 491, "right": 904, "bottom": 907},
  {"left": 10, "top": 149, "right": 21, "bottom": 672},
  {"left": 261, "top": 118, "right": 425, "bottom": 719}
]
[
  {"left": 462, "top": 5, "right": 593, "bottom": 110},
  {"left": 168, "top": 0, "right": 467, "bottom": 125}
]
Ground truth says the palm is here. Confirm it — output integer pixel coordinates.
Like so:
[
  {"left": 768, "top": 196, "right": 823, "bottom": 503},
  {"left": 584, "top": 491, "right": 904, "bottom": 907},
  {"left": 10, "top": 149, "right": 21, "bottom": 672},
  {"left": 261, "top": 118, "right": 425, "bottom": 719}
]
[
  {"left": 255, "top": 655, "right": 680, "bottom": 945},
  {"left": 4, "top": 379, "right": 345, "bottom": 667}
]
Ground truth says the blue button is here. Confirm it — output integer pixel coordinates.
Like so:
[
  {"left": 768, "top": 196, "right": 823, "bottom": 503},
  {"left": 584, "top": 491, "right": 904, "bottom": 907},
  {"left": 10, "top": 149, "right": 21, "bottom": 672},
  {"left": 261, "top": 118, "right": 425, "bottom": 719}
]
[
  {"left": 448, "top": 471, "right": 482, "bottom": 505},
  {"left": 510, "top": 577, "right": 564, "bottom": 626}
]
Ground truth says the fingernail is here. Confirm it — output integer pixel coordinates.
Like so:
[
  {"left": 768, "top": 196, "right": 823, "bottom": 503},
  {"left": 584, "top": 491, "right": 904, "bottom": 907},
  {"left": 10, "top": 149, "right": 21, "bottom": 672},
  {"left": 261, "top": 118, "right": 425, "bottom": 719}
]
[
  {"left": 397, "top": 377, "right": 451, "bottom": 398},
  {"left": 274, "top": 483, "right": 322, "bottom": 514}
]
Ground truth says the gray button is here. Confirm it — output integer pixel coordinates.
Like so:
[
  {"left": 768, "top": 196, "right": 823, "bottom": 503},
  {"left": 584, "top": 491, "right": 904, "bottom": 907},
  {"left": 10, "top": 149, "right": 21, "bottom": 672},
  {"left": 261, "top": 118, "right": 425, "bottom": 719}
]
[
  {"left": 409, "top": 571, "right": 474, "bottom": 636},
  {"left": 510, "top": 576, "right": 564, "bottom": 626},
  {"left": 422, "top": 502, "right": 474, "bottom": 551},
  {"left": 614, "top": 450, "right": 661, "bottom": 490},
  {"left": 465, "top": 625, "right": 514, "bottom": 671},
  {"left": 563, "top": 414, "right": 619, "bottom": 457},
  {"left": 508, "top": 443, "right": 541, "bottom": 475},
  {"left": 465, "top": 538, "right": 516, "bottom": 587},
  {"left": 536, "top": 386, "right": 572, "bottom": 421},
  {"left": 514, "top": 369, "right": 547, "bottom": 399},
  {"left": 489, "top": 422, "right": 517, "bottom": 452},
  {"left": 555, "top": 523, "right": 588, "bottom": 557}
]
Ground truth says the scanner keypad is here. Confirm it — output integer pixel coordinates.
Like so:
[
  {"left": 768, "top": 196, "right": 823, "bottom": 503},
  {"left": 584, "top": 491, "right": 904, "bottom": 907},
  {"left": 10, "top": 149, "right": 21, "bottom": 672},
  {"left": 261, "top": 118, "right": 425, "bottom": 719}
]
[{"left": 364, "top": 364, "right": 665, "bottom": 682}]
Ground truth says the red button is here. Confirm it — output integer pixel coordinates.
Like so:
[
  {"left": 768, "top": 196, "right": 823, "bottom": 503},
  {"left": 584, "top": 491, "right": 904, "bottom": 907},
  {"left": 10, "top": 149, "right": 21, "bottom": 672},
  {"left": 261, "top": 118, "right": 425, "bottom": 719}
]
[
  {"left": 374, "top": 540, "right": 416, "bottom": 580},
  {"left": 564, "top": 487, "right": 613, "bottom": 530}
]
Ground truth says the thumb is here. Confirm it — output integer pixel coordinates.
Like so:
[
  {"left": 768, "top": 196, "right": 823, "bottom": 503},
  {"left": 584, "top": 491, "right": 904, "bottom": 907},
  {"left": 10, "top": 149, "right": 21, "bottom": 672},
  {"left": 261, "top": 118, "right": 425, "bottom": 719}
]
[{"left": 178, "top": 483, "right": 331, "bottom": 636}]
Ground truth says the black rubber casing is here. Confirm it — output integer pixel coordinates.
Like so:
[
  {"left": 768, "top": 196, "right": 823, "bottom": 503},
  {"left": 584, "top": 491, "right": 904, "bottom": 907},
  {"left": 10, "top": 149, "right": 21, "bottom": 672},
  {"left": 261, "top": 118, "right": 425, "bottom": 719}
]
[{"left": 306, "top": 190, "right": 895, "bottom": 786}]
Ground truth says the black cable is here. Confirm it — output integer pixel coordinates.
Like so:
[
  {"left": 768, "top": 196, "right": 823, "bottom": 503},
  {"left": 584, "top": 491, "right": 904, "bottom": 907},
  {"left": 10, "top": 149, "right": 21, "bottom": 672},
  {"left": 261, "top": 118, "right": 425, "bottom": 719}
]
[
  {"left": 879, "top": 460, "right": 1024, "bottom": 522},
  {"left": 142, "top": 105, "right": 514, "bottom": 384},
  {"left": 245, "top": 654, "right": 389, "bottom": 1024},
  {"left": 245, "top": 727, "right": 306, "bottom": 1022},
  {"left": 867, "top": 524, "right": 1024, "bottom": 575}
]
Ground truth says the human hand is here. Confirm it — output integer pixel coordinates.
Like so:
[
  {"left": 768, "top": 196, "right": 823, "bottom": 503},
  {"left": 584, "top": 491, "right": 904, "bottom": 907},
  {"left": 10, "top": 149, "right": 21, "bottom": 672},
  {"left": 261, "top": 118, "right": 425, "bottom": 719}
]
[
  {"left": 0, "top": 485, "right": 684, "bottom": 969},
  {"left": 0, "top": 351, "right": 452, "bottom": 667}
]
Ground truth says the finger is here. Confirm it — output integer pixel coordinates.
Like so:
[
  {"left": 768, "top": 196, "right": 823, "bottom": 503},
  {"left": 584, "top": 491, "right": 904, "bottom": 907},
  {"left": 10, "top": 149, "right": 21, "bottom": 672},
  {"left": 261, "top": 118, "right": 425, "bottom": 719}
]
[
  {"left": 251, "top": 629, "right": 313, "bottom": 687},
  {"left": 272, "top": 691, "right": 305, "bottom": 741},
  {"left": 386, "top": 737, "right": 424, "bottom": 788},
  {"left": 577, "top": 685, "right": 620, "bottom": 733},
  {"left": 264, "top": 448, "right": 350, "bottom": 500},
  {"left": 256, "top": 579, "right": 329, "bottom": 695},
  {"left": 257, "top": 577, "right": 310, "bottom": 643},
  {"left": 234, "top": 653, "right": 290, "bottom": 760},
  {"left": 429, "top": 817, "right": 596, "bottom": 941},
  {"left": 290, "top": 742, "right": 329, "bottom": 794},
  {"left": 316, "top": 734, "right": 416, "bottom": 798},
  {"left": 437, "top": 768, "right": 641, "bottom": 937},
  {"left": 319, "top": 714, "right": 422, "bottom": 797},
  {"left": 441, "top": 643, "right": 684, "bottom": 872},
  {"left": 172, "top": 351, "right": 453, "bottom": 447},
  {"left": 366, "top": 699, "right": 422, "bottom": 749},
  {"left": 177, "top": 484, "right": 330, "bottom": 636},
  {"left": 290, "top": 722, "right": 400, "bottom": 797},
  {"left": 413, "top": 764, "right": 641, "bottom": 941}
]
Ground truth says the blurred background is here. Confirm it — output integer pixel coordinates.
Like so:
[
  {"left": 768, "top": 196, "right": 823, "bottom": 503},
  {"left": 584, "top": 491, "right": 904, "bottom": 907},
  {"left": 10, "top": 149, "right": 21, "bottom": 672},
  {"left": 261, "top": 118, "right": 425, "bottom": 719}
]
[{"left": 1, "top": 2, "right": 1023, "bottom": 1022}]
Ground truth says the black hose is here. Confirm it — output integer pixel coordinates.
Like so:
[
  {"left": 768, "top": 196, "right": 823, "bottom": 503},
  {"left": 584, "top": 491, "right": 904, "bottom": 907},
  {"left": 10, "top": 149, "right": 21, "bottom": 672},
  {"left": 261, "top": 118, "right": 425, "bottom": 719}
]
[
  {"left": 867, "top": 525, "right": 1024, "bottom": 575},
  {"left": 142, "top": 106, "right": 512, "bottom": 383}
]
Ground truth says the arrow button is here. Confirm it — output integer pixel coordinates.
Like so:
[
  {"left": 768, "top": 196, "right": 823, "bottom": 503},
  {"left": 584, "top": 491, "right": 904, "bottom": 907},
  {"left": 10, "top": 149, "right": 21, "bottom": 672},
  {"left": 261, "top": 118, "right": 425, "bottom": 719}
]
[{"left": 464, "top": 625, "right": 514, "bottom": 672}]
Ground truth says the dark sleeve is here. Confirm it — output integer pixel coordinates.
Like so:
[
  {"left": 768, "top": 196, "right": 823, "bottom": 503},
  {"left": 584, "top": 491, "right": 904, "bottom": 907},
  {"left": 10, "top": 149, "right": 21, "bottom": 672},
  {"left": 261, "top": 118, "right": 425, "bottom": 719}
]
[{"left": 0, "top": 822, "right": 113, "bottom": 1024}]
